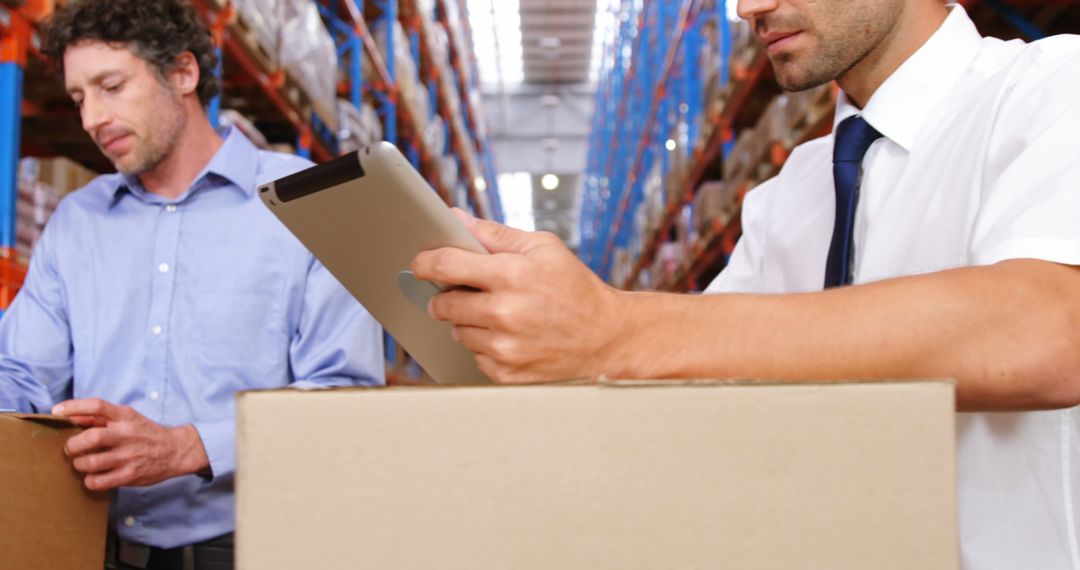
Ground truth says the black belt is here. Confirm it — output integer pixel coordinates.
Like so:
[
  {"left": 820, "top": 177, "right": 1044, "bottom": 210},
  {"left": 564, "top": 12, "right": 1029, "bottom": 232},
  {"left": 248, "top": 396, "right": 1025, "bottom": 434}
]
[{"left": 105, "top": 531, "right": 234, "bottom": 570}]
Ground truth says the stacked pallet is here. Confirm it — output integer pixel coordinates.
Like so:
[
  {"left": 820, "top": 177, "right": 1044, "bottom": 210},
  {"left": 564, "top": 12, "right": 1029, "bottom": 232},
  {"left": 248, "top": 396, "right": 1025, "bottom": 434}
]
[
  {"left": 232, "top": 0, "right": 339, "bottom": 131},
  {"left": 15, "top": 157, "right": 97, "bottom": 262}
]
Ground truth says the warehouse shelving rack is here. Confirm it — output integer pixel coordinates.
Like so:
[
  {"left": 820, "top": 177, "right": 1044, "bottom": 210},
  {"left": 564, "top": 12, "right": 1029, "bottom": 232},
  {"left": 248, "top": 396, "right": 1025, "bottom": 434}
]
[
  {"left": 602, "top": 0, "right": 699, "bottom": 278},
  {"left": 580, "top": 0, "right": 716, "bottom": 277},
  {"left": 0, "top": 1, "right": 41, "bottom": 309},
  {"left": 582, "top": 0, "right": 733, "bottom": 277},
  {"left": 398, "top": 0, "right": 487, "bottom": 217},
  {"left": 434, "top": 0, "right": 503, "bottom": 219},
  {"left": 583, "top": 0, "right": 1080, "bottom": 293},
  {"left": 195, "top": 0, "right": 336, "bottom": 161},
  {"left": 194, "top": 0, "right": 500, "bottom": 211},
  {"left": 581, "top": 0, "right": 644, "bottom": 274},
  {"left": 0, "top": 0, "right": 502, "bottom": 316},
  {"left": 449, "top": 0, "right": 504, "bottom": 221}
]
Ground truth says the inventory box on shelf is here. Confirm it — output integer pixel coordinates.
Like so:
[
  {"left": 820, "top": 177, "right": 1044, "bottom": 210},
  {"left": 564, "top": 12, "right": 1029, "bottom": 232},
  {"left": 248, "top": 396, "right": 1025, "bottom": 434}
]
[{"left": 236, "top": 379, "right": 958, "bottom": 570}]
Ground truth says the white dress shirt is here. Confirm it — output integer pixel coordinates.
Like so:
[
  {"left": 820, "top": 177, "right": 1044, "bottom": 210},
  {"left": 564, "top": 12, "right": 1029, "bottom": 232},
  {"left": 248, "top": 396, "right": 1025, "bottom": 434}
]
[{"left": 706, "top": 7, "right": 1080, "bottom": 569}]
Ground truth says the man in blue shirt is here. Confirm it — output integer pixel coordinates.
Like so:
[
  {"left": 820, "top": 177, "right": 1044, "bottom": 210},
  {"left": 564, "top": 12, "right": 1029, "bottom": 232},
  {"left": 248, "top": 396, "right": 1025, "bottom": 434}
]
[{"left": 0, "top": 1, "right": 385, "bottom": 567}]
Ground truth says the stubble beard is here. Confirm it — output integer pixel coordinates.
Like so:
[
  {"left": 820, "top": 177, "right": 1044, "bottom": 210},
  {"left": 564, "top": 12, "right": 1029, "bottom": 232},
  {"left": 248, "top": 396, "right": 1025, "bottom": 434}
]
[
  {"left": 764, "top": 6, "right": 900, "bottom": 93},
  {"left": 771, "top": 39, "right": 860, "bottom": 92},
  {"left": 114, "top": 91, "right": 187, "bottom": 176}
]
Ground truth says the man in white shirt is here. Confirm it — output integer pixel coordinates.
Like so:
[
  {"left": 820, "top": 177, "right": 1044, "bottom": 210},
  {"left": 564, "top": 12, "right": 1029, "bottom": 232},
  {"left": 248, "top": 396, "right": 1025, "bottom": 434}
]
[{"left": 412, "top": 0, "right": 1080, "bottom": 567}]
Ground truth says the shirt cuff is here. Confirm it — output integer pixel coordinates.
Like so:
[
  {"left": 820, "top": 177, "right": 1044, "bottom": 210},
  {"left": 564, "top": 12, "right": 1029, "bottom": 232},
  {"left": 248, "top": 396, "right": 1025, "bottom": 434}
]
[
  {"left": 0, "top": 385, "right": 43, "bottom": 413},
  {"left": 290, "top": 375, "right": 383, "bottom": 391},
  {"left": 191, "top": 418, "right": 235, "bottom": 483}
]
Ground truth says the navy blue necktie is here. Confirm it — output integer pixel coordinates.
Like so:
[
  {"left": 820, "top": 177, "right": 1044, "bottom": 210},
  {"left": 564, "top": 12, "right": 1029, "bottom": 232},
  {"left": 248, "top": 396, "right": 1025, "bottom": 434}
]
[{"left": 825, "top": 115, "right": 883, "bottom": 288}]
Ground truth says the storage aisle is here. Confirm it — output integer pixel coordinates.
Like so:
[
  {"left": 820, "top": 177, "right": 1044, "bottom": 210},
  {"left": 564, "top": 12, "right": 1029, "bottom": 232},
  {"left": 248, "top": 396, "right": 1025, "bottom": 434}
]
[{"left": 581, "top": 0, "right": 1080, "bottom": 293}]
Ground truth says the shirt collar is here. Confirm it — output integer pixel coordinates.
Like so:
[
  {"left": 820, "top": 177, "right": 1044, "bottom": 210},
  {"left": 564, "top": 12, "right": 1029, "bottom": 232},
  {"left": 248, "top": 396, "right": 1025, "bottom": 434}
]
[
  {"left": 833, "top": 5, "right": 983, "bottom": 152},
  {"left": 111, "top": 127, "right": 260, "bottom": 205}
]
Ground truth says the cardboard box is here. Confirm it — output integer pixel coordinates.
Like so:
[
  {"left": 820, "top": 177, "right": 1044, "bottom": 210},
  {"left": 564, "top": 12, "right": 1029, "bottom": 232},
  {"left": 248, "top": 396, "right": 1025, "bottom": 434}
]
[
  {"left": 33, "top": 157, "right": 98, "bottom": 194},
  {"left": 0, "top": 414, "right": 110, "bottom": 569},
  {"left": 237, "top": 380, "right": 958, "bottom": 570}
]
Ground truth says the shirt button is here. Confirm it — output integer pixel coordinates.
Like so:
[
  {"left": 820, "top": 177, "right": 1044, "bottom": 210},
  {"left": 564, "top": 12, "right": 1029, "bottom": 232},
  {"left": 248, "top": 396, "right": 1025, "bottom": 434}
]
[
  {"left": 123, "top": 516, "right": 136, "bottom": 527},
  {"left": 158, "top": 263, "right": 170, "bottom": 274},
  {"left": 151, "top": 325, "right": 163, "bottom": 336},
  {"left": 149, "top": 390, "right": 160, "bottom": 401},
  {"left": 165, "top": 204, "right": 177, "bottom": 213}
]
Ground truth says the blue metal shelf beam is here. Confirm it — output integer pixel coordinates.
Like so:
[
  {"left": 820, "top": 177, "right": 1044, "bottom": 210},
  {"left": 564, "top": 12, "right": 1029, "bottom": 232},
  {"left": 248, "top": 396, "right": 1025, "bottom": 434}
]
[
  {"left": 620, "top": 5, "right": 739, "bottom": 290},
  {"left": 0, "top": 64, "right": 22, "bottom": 250},
  {"left": 984, "top": 0, "right": 1047, "bottom": 40},
  {"left": 586, "top": 0, "right": 764, "bottom": 286},
  {"left": 0, "top": 6, "right": 29, "bottom": 251},
  {"left": 582, "top": 0, "right": 646, "bottom": 271},
  {"left": 596, "top": 0, "right": 701, "bottom": 279},
  {"left": 374, "top": 0, "right": 398, "bottom": 144},
  {"left": 209, "top": 43, "right": 223, "bottom": 128}
]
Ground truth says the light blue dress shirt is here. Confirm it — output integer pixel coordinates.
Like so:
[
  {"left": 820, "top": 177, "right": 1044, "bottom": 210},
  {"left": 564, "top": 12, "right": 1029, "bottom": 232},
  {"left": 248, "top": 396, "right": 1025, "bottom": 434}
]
[{"left": 0, "top": 128, "right": 385, "bottom": 548}]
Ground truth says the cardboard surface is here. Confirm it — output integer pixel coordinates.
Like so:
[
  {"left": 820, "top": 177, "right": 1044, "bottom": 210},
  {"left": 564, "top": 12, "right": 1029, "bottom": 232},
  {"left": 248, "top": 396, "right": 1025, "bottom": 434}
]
[
  {"left": 0, "top": 414, "right": 110, "bottom": 570},
  {"left": 237, "top": 381, "right": 958, "bottom": 570}
]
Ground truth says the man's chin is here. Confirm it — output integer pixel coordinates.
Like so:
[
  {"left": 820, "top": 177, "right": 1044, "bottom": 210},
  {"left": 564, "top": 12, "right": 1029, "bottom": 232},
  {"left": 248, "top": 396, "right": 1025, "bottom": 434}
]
[
  {"left": 111, "top": 157, "right": 147, "bottom": 176},
  {"left": 773, "top": 65, "right": 830, "bottom": 93}
]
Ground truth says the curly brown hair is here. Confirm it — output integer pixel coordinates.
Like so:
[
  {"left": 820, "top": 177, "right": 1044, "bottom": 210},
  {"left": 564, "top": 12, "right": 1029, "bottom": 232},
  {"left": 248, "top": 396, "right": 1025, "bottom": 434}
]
[{"left": 41, "top": 0, "right": 220, "bottom": 107}]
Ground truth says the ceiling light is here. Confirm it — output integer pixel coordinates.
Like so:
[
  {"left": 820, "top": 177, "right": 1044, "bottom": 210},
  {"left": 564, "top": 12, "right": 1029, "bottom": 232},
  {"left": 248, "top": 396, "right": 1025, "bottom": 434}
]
[
  {"left": 541, "top": 174, "right": 560, "bottom": 191},
  {"left": 539, "top": 36, "right": 561, "bottom": 49}
]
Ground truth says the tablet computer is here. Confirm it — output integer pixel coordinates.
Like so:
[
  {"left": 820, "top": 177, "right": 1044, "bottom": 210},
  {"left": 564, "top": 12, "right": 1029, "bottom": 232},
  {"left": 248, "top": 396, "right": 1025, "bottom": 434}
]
[{"left": 258, "top": 142, "right": 491, "bottom": 385}]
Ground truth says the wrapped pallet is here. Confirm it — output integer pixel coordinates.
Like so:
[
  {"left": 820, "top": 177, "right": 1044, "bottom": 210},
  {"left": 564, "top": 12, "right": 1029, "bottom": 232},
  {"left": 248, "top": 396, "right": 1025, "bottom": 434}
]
[
  {"left": 337, "top": 99, "right": 385, "bottom": 153},
  {"left": 438, "top": 155, "right": 459, "bottom": 191},
  {"left": 15, "top": 159, "right": 67, "bottom": 263},
  {"left": 425, "top": 115, "right": 447, "bottom": 157},
  {"left": 232, "top": 0, "right": 281, "bottom": 70},
  {"left": 693, "top": 181, "right": 736, "bottom": 236},
  {"left": 438, "top": 0, "right": 475, "bottom": 91},
  {"left": 280, "top": 0, "right": 338, "bottom": 130},
  {"left": 219, "top": 109, "right": 272, "bottom": 150},
  {"left": 374, "top": 21, "right": 427, "bottom": 135}
]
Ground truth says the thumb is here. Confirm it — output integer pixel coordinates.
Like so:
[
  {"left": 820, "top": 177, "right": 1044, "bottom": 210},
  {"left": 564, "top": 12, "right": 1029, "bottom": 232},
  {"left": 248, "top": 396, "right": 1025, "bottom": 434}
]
[{"left": 453, "top": 208, "right": 536, "bottom": 254}]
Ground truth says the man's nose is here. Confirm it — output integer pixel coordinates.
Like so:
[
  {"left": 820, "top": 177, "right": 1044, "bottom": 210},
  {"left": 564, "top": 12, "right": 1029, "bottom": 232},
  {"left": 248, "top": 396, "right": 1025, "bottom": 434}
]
[{"left": 737, "top": 0, "right": 781, "bottom": 24}]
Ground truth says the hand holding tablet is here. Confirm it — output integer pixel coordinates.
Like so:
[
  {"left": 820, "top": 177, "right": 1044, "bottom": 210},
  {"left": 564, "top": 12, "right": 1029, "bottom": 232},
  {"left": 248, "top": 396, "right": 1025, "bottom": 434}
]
[{"left": 259, "top": 143, "right": 491, "bottom": 384}]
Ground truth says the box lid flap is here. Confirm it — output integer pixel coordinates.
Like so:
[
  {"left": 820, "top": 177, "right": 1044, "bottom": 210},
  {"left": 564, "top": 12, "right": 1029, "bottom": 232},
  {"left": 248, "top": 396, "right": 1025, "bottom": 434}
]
[{"left": 1, "top": 413, "right": 76, "bottom": 427}]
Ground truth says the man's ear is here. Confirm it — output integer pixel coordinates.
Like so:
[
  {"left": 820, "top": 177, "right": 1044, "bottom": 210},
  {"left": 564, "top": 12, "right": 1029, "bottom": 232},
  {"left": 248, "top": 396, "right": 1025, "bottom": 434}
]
[{"left": 169, "top": 51, "right": 200, "bottom": 98}]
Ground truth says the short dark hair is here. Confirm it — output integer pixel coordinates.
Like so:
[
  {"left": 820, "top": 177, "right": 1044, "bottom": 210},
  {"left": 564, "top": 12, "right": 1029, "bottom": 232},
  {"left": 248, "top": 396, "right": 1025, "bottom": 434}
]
[{"left": 41, "top": 0, "right": 220, "bottom": 107}]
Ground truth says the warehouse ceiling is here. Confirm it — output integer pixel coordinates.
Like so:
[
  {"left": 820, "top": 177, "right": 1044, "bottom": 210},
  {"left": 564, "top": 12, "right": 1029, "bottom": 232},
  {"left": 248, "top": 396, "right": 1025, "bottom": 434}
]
[
  {"left": 467, "top": 0, "right": 614, "bottom": 88},
  {"left": 520, "top": 0, "right": 598, "bottom": 84}
]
